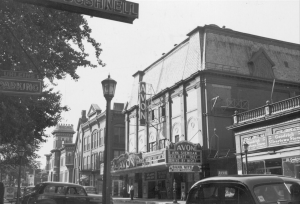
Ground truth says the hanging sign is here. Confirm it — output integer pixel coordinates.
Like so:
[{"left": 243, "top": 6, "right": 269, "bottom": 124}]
[
  {"left": 169, "top": 165, "right": 201, "bottom": 172},
  {"left": 0, "top": 70, "right": 42, "bottom": 95},
  {"left": 14, "top": 0, "right": 139, "bottom": 24}
]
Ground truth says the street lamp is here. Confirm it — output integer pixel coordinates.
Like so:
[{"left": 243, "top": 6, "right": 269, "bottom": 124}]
[
  {"left": 16, "top": 148, "right": 25, "bottom": 204},
  {"left": 173, "top": 179, "right": 177, "bottom": 203},
  {"left": 101, "top": 75, "right": 117, "bottom": 204},
  {"left": 243, "top": 142, "right": 249, "bottom": 174}
]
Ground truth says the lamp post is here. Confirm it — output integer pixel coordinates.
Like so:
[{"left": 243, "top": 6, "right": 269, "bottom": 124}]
[
  {"left": 101, "top": 75, "right": 117, "bottom": 204},
  {"left": 16, "top": 148, "right": 25, "bottom": 204},
  {"left": 173, "top": 179, "right": 177, "bottom": 203},
  {"left": 243, "top": 142, "right": 249, "bottom": 174}
]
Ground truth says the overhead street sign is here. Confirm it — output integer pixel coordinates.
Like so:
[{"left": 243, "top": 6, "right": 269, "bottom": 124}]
[
  {"left": 0, "top": 70, "right": 42, "bottom": 95},
  {"left": 14, "top": 0, "right": 139, "bottom": 24}
]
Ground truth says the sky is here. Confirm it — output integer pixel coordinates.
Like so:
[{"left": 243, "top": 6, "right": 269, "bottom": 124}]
[{"left": 37, "top": 0, "right": 300, "bottom": 168}]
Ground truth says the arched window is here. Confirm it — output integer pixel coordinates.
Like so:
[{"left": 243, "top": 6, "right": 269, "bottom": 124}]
[
  {"left": 91, "top": 134, "right": 93, "bottom": 149},
  {"left": 87, "top": 156, "right": 90, "bottom": 169}
]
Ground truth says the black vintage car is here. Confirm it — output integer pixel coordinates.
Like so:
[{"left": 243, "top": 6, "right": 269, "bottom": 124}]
[
  {"left": 21, "top": 182, "right": 91, "bottom": 204},
  {"left": 186, "top": 175, "right": 300, "bottom": 204}
]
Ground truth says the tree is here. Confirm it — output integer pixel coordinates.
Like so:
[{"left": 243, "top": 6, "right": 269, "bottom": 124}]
[{"left": 0, "top": 0, "right": 104, "bottom": 169}]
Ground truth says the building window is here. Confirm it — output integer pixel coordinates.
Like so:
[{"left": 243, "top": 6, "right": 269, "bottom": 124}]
[
  {"left": 149, "top": 142, "right": 157, "bottom": 152},
  {"left": 114, "top": 126, "right": 125, "bottom": 144},
  {"left": 100, "top": 129, "right": 104, "bottom": 146},
  {"left": 83, "top": 157, "right": 86, "bottom": 170},
  {"left": 99, "top": 152, "right": 103, "bottom": 162},
  {"left": 91, "top": 134, "right": 94, "bottom": 149},
  {"left": 96, "top": 132, "right": 99, "bottom": 147},
  {"left": 149, "top": 109, "right": 156, "bottom": 121},
  {"left": 87, "top": 156, "right": 90, "bottom": 169},
  {"left": 175, "top": 135, "right": 179, "bottom": 143},
  {"left": 87, "top": 136, "right": 90, "bottom": 150},
  {"left": 83, "top": 138, "right": 86, "bottom": 151},
  {"left": 160, "top": 105, "right": 166, "bottom": 117},
  {"left": 113, "top": 150, "right": 125, "bottom": 158},
  {"left": 91, "top": 154, "right": 94, "bottom": 170},
  {"left": 159, "top": 139, "right": 166, "bottom": 149},
  {"left": 64, "top": 171, "right": 68, "bottom": 182}
]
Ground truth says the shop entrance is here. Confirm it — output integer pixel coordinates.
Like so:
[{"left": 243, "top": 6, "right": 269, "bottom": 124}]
[
  {"left": 148, "top": 181, "right": 156, "bottom": 198},
  {"left": 136, "top": 173, "right": 143, "bottom": 198},
  {"left": 174, "top": 173, "right": 184, "bottom": 199}
]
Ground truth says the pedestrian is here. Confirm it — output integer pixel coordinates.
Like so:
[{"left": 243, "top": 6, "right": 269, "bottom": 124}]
[
  {"left": 0, "top": 181, "right": 4, "bottom": 204},
  {"left": 128, "top": 184, "right": 134, "bottom": 200},
  {"left": 181, "top": 191, "right": 186, "bottom": 201},
  {"left": 122, "top": 186, "right": 126, "bottom": 198}
]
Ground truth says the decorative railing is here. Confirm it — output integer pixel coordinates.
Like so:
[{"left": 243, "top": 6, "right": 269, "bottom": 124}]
[{"left": 233, "top": 95, "right": 300, "bottom": 124}]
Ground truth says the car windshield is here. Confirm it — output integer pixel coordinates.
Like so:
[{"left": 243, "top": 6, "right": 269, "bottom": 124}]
[
  {"left": 254, "top": 183, "right": 291, "bottom": 203},
  {"left": 85, "top": 187, "right": 96, "bottom": 194}
]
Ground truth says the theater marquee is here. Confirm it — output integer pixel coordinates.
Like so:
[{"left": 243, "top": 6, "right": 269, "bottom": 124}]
[{"left": 14, "top": 0, "right": 139, "bottom": 24}]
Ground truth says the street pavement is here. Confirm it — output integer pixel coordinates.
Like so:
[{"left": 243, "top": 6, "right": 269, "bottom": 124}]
[
  {"left": 4, "top": 197, "right": 186, "bottom": 204},
  {"left": 113, "top": 197, "right": 186, "bottom": 204}
]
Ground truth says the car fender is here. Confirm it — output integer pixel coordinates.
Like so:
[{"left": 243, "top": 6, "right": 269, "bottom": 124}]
[{"left": 35, "top": 199, "right": 57, "bottom": 204}]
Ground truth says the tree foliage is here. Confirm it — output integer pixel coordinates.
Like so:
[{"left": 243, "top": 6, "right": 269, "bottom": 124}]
[{"left": 0, "top": 0, "right": 104, "bottom": 169}]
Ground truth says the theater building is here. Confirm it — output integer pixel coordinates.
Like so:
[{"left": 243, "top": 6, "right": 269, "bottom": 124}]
[
  {"left": 228, "top": 96, "right": 300, "bottom": 178},
  {"left": 110, "top": 24, "right": 300, "bottom": 199},
  {"left": 73, "top": 103, "right": 125, "bottom": 195}
]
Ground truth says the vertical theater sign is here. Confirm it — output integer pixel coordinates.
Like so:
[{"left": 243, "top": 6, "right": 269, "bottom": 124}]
[{"left": 14, "top": 0, "right": 139, "bottom": 24}]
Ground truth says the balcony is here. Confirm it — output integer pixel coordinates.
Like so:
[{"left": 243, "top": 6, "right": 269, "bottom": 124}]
[{"left": 231, "top": 95, "right": 300, "bottom": 126}]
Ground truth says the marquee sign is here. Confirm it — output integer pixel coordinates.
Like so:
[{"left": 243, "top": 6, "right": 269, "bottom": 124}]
[
  {"left": 0, "top": 70, "right": 42, "bottom": 95},
  {"left": 168, "top": 140, "right": 202, "bottom": 165},
  {"left": 111, "top": 150, "right": 167, "bottom": 171},
  {"left": 111, "top": 152, "right": 143, "bottom": 171},
  {"left": 14, "top": 0, "right": 139, "bottom": 24}
]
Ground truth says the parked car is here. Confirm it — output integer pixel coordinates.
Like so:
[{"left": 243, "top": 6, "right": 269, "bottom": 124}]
[
  {"left": 83, "top": 186, "right": 101, "bottom": 203},
  {"left": 23, "top": 186, "right": 35, "bottom": 196},
  {"left": 21, "top": 182, "right": 90, "bottom": 204},
  {"left": 83, "top": 186, "right": 98, "bottom": 194},
  {"left": 186, "top": 175, "right": 300, "bottom": 204},
  {"left": 82, "top": 186, "right": 113, "bottom": 204}
]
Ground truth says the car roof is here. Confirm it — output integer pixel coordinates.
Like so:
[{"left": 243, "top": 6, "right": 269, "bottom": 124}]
[
  {"left": 191, "top": 174, "right": 300, "bottom": 189},
  {"left": 40, "top": 182, "right": 83, "bottom": 187}
]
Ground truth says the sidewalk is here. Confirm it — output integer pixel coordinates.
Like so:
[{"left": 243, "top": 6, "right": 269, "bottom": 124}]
[{"left": 113, "top": 197, "right": 186, "bottom": 204}]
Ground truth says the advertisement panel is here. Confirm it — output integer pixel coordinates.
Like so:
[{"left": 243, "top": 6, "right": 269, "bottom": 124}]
[
  {"left": 242, "top": 130, "right": 300, "bottom": 151},
  {"left": 268, "top": 130, "right": 300, "bottom": 147}
]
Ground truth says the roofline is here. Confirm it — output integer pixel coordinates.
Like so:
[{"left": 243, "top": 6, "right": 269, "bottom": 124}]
[
  {"left": 188, "top": 25, "right": 300, "bottom": 50},
  {"left": 141, "top": 38, "right": 190, "bottom": 74}
]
